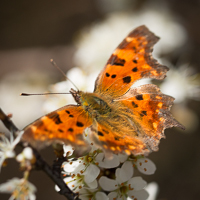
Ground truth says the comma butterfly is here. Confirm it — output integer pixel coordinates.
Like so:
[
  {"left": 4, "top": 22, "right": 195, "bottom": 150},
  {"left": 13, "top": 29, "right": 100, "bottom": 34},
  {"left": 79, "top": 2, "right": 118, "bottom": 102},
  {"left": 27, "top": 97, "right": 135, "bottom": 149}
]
[{"left": 22, "top": 25, "right": 184, "bottom": 155}]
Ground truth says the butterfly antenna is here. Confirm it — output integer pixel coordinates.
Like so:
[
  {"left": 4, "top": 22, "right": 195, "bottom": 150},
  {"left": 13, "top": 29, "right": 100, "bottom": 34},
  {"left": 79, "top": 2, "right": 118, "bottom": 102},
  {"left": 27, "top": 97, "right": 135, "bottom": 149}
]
[
  {"left": 20, "top": 92, "right": 71, "bottom": 96},
  {"left": 50, "top": 59, "right": 79, "bottom": 91}
]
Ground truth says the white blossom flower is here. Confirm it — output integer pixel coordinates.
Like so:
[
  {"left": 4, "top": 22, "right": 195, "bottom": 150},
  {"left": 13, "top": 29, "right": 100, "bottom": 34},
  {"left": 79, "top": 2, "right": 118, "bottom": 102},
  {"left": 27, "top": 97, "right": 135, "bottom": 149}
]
[
  {"left": 64, "top": 173, "right": 97, "bottom": 192},
  {"left": 79, "top": 187, "right": 109, "bottom": 200},
  {"left": 62, "top": 162, "right": 99, "bottom": 192},
  {"left": 63, "top": 149, "right": 119, "bottom": 192},
  {"left": 0, "top": 131, "right": 24, "bottom": 171},
  {"left": 63, "top": 145, "right": 100, "bottom": 191},
  {"left": 16, "top": 147, "right": 34, "bottom": 162},
  {"left": 0, "top": 178, "right": 36, "bottom": 200},
  {"left": 99, "top": 161, "right": 149, "bottom": 200},
  {"left": 63, "top": 145, "right": 75, "bottom": 157},
  {"left": 62, "top": 130, "right": 121, "bottom": 193}
]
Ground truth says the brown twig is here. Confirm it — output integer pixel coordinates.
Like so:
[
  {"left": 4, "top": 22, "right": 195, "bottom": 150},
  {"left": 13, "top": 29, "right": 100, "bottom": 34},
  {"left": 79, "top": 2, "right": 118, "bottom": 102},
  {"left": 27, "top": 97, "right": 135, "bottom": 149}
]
[{"left": 0, "top": 108, "right": 18, "bottom": 134}]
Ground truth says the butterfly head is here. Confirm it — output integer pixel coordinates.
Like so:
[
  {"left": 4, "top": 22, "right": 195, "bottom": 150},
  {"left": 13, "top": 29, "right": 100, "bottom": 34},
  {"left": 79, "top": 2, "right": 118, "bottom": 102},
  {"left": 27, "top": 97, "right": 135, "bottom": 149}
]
[{"left": 69, "top": 88, "right": 82, "bottom": 105}]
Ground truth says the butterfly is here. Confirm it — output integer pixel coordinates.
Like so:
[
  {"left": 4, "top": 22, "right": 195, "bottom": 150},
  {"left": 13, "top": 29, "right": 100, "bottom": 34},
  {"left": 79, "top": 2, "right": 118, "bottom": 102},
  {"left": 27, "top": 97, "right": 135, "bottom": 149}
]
[{"left": 22, "top": 25, "right": 184, "bottom": 156}]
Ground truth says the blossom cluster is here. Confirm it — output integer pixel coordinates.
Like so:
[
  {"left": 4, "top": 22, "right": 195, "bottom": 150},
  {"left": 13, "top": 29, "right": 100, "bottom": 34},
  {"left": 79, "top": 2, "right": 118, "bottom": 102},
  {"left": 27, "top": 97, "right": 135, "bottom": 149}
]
[
  {"left": 0, "top": 131, "right": 36, "bottom": 200},
  {"left": 0, "top": 129, "right": 156, "bottom": 200},
  {"left": 58, "top": 130, "right": 156, "bottom": 200}
]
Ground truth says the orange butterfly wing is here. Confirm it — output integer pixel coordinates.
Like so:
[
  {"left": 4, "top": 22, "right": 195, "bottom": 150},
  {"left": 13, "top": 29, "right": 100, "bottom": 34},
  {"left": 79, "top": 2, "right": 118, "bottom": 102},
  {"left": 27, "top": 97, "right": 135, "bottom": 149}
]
[
  {"left": 90, "top": 84, "right": 184, "bottom": 155},
  {"left": 91, "top": 26, "right": 184, "bottom": 155},
  {"left": 94, "top": 25, "right": 168, "bottom": 98},
  {"left": 23, "top": 105, "right": 92, "bottom": 150},
  {"left": 116, "top": 84, "right": 184, "bottom": 152},
  {"left": 90, "top": 122, "right": 150, "bottom": 156}
]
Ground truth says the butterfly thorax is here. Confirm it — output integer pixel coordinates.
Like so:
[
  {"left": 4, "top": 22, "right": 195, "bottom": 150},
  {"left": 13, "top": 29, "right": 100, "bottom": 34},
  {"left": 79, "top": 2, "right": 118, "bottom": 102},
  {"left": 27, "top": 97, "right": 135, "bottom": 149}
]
[{"left": 78, "top": 91, "right": 112, "bottom": 118}]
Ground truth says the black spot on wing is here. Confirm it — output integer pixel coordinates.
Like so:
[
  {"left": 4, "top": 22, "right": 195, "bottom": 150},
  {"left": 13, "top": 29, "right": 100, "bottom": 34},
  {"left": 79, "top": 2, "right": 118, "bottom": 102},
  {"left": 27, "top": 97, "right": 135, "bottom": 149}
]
[
  {"left": 114, "top": 136, "right": 120, "bottom": 141},
  {"left": 106, "top": 73, "right": 110, "bottom": 77},
  {"left": 140, "top": 111, "right": 147, "bottom": 117},
  {"left": 132, "top": 101, "right": 138, "bottom": 108},
  {"left": 123, "top": 76, "right": 131, "bottom": 83},
  {"left": 136, "top": 94, "right": 143, "bottom": 100},
  {"left": 113, "top": 58, "right": 126, "bottom": 66},
  {"left": 76, "top": 121, "right": 84, "bottom": 127},
  {"left": 54, "top": 116, "right": 62, "bottom": 124},
  {"left": 65, "top": 110, "right": 70, "bottom": 114},
  {"left": 98, "top": 131, "right": 104, "bottom": 136},
  {"left": 48, "top": 112, "right": 62, "bottom": 124},
  {"left": 132, "top": 67, "right": 138, "bottom": 72},
  {"left": 107, "top": 55, "right": 126, "bottom": 66},
  {"left": 111, "top": 74, "right": 117, "bottom": 78},
  {"left": 68, "top": 128, "right": 74, "bottom": 132},
  {"left": 133, "top": 59, "right": 138, "bottom": 64}
]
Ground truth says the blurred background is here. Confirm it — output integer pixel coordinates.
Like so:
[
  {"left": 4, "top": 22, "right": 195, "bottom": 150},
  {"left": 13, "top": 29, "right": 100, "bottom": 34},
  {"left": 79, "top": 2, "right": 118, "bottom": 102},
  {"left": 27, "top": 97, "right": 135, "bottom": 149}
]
[{"left": 0, "top": 0, "right": 200, "bottom": 199}]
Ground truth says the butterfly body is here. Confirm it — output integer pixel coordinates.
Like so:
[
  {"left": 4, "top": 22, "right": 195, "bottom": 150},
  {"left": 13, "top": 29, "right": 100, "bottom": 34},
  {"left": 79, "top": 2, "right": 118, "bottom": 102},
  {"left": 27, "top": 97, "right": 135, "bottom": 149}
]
[
  {"left": 22, "top": 25, "right": 185, "bottom": 155},
  {"left": 79, "top": 91, "right": 112, "bottom": 117},
  {"left": 74, "top": 90, "right": 134, "bottom": 136},
  {"left": 70, "top": 89, "right": 143, "bottom": 154}
]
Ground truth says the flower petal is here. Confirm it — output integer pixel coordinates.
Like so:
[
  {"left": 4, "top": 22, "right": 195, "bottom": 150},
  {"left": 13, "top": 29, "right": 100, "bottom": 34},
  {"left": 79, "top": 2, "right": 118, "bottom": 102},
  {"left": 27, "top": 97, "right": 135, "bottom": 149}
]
[
  {"left": 118, "top": 153, "right": 128, "bottom": 163},
  {"left": 78, "top": 195, "right": 90, "bottom": 200},
  {"left": 55, "top": 185, "right": 60, "bottom": 192},
  {"left": 108, "top": 192, "right": 118, "bottom": 199},
  {"left": 116, "top": 161, "right": 133, "bottom": 183},
  {"left": 0, "top": 178, "right": 20, "bottom": 192},
  {"left": 0, "top": 177, "right": 36, "bottom": 200},
  {"left": 63, "top": 145, "right": 74, "bottom": 157},
  {"left": 99, "top": 176, "right": 118, "bottom": 191},
  {"left": 63, "top": 160, "right": 82, "bottom": 173},
  {"left": 95, "top": 152, "right": 104, "bottom": 162},
  {"left": 23, "top": 147, "right": 33, "bottom": 160},
  {"left": 95, "top": 191, "right": 109, "bottom": 200},
  {"left": 97, "top": 153, "right": 120, "bottom": 169},
  {"left": 128, "top": 189, "right": 149, "bottom": 200},
  {"left": 12, "top": 131, "right": 24, "bottom": 147},
  {"left": 84, "top": 164, "right": 100, "bottom": 183},
  {"left": 136, "top": 158, "right": 156, "bottom": 175},
  {"left": 115, "top": 168, "right": 122, "bottom": 183},
  {"left": 86, "top": 179, "right": 98, "bottom": 189},
  {"left": 128, "top": 177, "right": 147, "bottom": 191},
  {"left": 5, "top": 150, "right": 15, "bottom": 158}
]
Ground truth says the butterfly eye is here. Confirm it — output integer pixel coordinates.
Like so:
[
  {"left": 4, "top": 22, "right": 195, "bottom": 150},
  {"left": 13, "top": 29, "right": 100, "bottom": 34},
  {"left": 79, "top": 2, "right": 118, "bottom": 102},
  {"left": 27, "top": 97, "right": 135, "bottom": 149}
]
[
  {"left": 93, "top": 97, "right": 105, "bottom": 106},
  {"left": 91, "top": 96, "right": 112, "bottom": 115},
  {"left": 97, "top": 99, "right": 103, "bottom": 106}
]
